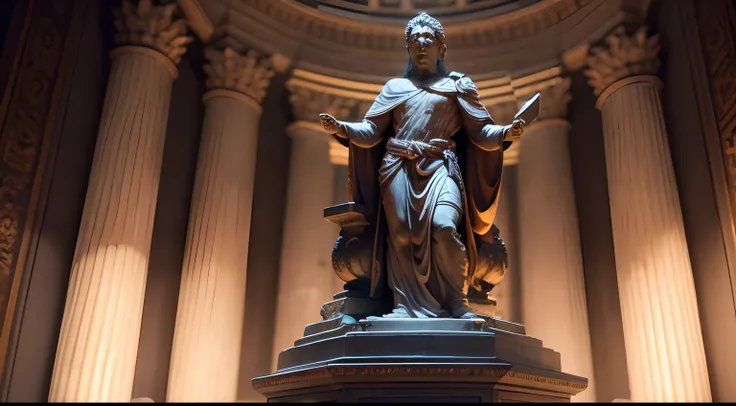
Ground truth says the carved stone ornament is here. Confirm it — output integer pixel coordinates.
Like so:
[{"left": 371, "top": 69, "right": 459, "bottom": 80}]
[
  {"left": 113, "top": 0, "right": 193, "bottom": 64},
  {"left": 486, "top": 101, "right": 517, "bottom": 125},
  {"left": 286, "top": 81, "right": 373, "bottom": 123},
  {"left": 203, "top": 47, "right": 275, "bottom": 104},
  {"left": 585, "top": 26, "right": 661, "bottom": 97},
  {"left": 528, "top": 77, "right": 572, "bottom": 121},
  {"left": 247, "top": 0, "right": 596, "bottom": 52}
]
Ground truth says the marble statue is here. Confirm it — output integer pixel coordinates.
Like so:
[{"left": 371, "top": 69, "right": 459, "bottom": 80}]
[{"left": 320, "top": 12, "right": 528, "bottom": 320}]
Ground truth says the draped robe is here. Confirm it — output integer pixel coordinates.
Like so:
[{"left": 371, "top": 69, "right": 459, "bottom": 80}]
[{"left": 334, "top": 73, "right": 512, "bottom": 317}]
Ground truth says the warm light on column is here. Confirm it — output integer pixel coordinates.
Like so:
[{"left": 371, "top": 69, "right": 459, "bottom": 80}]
[
  {"left": 270, "top": 71, "right": 375, "bottom": 371},
  {"left": 49, "top": 1, "right": 191, "bottom": 401},
  {"left": 271, "top": 121, "right": 338, "bottom": 372},
  {"left": 167, "top": 46, "right": 274, "bottom": 402},
  {"left": 517, "top": 77, "right": 596, "bottom": 402},
  {"left": 586, "top": 26, "right": 711, "bottom": 402}
]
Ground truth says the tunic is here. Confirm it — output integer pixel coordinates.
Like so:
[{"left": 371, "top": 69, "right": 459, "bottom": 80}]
[{"left": 341, "top": 75, "right": 507, "bottom": 317}]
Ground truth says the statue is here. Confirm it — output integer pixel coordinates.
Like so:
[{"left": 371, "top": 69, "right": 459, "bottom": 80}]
[
  {"left": 253, "top": 13, "right": 587, "bottom": 403},
  {"left": 319, "top": 12, "right": 528, "bottom": 320}
]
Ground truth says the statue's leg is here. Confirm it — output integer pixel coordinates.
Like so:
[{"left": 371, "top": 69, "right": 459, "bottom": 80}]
[
  {"left": 427, "top": 178, "right": 476, "bottom": 319},
  {"left": 379, "top": 166, "right": 444, "bottom": 318}
]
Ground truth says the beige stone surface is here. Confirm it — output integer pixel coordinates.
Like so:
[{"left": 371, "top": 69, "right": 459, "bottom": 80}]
[
  {"left": 49, "top": 46, "right": 178, "bottom": 402},
  {"left": 517, "top": 79, "right": 595, "bottom": 402},
  {"left": 598, "top": 76, "right": 711, "bottom": 402}
]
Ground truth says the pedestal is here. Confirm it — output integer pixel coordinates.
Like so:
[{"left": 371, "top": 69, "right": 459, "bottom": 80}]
[{"left": 253, "top": 293, "right": 587, "bottom": 403}]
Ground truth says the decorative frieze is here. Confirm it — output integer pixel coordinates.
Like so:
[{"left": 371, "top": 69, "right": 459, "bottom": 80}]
[
  {"left": 113, "top": 0, "right": 192, "bottom": 63},
  {"left": 585, "top": 26, "right": 661, "bottom": 97},
  {"left": 203, "top": 47, "right": 275, "bottom": 104},
  {"left": 247, "top": 0, "right": 595, "bottom": 51}
]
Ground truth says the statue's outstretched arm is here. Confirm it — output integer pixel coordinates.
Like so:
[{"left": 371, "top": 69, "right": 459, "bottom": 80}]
[
  {"left": 455, "top": 76, "right": 513, "bottom": 151},
  {"left": 340, "top": 113, "right": 391, "bottom": 149},
  {"left": 319, "top": 112, "right": 391, "bottom": 149},
  {"left": 462, "top": 115, "right": 509, "bottom": 152}
]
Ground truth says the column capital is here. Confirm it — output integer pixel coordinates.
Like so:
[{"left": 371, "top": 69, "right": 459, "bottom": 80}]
[
  {"left": 113, "top": 0, "right": 193, "bottom": 64},
  {"left": 486, "top": 100, "right": 517, "bottom": 125},
  {"left": 516, "top": 77, "right": 572, "bottom": 122},
  {"left": 584, "top": 26, "right": 661, "bottom": 97},
  {"left": 285, "top": 69, "right": 378, "bottom": 125},
  {"left": 203, "top": 46, "right": 275, "bottom": 109},
  {"left": 286, "top": 81, "right": 374, "bottom": 124}
]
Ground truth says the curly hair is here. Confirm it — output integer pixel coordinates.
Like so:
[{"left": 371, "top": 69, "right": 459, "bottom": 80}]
[
  {"left": 404, "top": 12, "right": 447, "bottom": 58},
  {"left": 403, "top": 12, "right": 449, "bottom": 78}
]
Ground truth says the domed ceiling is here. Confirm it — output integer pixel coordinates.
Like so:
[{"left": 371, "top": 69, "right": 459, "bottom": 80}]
[
  {"left": 294, "top": 0, "right": 542, "bottom": 23},
  {"left": 186, "top": 0, "right": 646, "bottom": 81}
]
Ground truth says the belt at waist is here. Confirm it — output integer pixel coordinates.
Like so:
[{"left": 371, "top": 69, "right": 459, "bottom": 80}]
[
  {"left": 385, "top": 138, "right": 455, "bottom": 160},
  {"left": 385, "top": 137, "right": 464, "bottom": 196}
]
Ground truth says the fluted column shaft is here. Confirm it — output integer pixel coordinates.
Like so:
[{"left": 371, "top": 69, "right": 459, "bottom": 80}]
[
  {"left": 518, "top": 117, "right": 596, "bottom": 402},
  {"left": 49, "top": 45, "right": 179, "bottom": 402},
  {"left": 598, "top": 76, "right": 710, "bottom": 401},
  {"left": 165, "top": 46, "right": 273, "bottom": 402},
  {"left": 166, "top": 92, "right": 260, "bottom": 401},
  {"left": 271, "top": 122, "right": 337, "bottom": 371}
]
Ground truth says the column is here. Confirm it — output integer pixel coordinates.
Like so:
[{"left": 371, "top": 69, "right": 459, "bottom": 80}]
[
  {"left": 49, "top": 0, "right": 191, "bottom": 402},
  {"left": 484, "top": 101, "right": 521, "bottom": 323},
  {"left": 270, "top": 81, "right": 369, "bottom": 371},
  {"left": 330, "top": 140, "right": 351, "bottom": 294},
  {"left": 585, "top": 26, "right": 711, "bottom": 402},
  {"left": 166, "top": 46, "right": 274, "bottom": 402},
  {"left": 516, "top": 78, "right": 596, "bottom": 402}
]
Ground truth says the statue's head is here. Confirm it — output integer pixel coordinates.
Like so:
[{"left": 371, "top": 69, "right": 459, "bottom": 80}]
[{"left": 404, "top": 12, "right": 448, "bottom": 78}]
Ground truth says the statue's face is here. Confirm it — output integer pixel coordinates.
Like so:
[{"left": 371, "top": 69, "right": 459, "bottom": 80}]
[{"left": 407, "top": 25, "right": 440, "bottom": 75}]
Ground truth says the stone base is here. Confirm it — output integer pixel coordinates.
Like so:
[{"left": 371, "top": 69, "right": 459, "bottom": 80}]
[
  {"left": 253, "top": 317, "right": 587, "bottom": 403},
  {"left": 469, "top": 296, "right": 497, "bottom": 318}
]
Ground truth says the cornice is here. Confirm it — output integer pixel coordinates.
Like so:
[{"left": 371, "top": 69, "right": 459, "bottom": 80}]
[{"left": 210, "top": 0, "right": 625, "bottom": 80}]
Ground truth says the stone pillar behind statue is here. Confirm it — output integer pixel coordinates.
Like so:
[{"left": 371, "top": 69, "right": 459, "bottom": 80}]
[
  {"left": 270, "top": 79, "right": 373, "bottom": 372},
  {"left": 48, "top": 1, "right": 191, "bottom": 401},
  {"left": 517, "top": 78, "right": 596, "bottom": 402},
  {"left": 585, "top": 26, "right": 711, "bottom": 402},
  {"left": 271, "top": 121, "right": 338, "bottom": 372},
  {"left": 166, "top": 46, "right": 274, "bottom": 402}
]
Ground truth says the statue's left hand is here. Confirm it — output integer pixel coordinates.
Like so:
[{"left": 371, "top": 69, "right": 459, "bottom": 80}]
[{"left": 506, "top": 119, "right": 525, "bottom": 140}]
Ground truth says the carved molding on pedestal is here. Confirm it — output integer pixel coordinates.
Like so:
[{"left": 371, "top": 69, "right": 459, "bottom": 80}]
[
  {"left": 203, "top": 46, "right": 275, "bottom": 106},
  {"left": 584, "top": 26, "right": 661, "bottom": 97},
  {"left": 113, "top": 0, "right": 193, "bottom": 64}
]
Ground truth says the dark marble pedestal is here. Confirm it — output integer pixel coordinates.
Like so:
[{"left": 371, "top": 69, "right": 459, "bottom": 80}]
[{"left": 253, "top": 300, "right": 588, "bottom": 403}]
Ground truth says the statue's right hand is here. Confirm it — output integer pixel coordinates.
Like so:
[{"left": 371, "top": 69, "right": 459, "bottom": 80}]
[{"left": 319, "top": 113, "right": 346, "bottom": 138}]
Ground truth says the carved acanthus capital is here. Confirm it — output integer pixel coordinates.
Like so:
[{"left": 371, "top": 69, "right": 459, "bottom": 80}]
[
  {"left": 585, "top": 26, "right": 661, "bottom": 96},
  {"left": 113, "top": 0, "right": 193, "bottom": 64},
  {"left": 517, "top": 78, "right": 572, "bottom": 121},
  {"left": 486, "top": 101, "right": 518, "bottom": 125},
  {"left": 286, "top": 81, "right": 374, "bottom": 124},
  {"left": 203, "top": 47, "right": 275, "bottom": 104}
]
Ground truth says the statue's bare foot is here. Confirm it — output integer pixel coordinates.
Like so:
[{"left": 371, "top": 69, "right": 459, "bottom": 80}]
[
  {"left": 458, "top": 312, "right": 480, "bottom": 320},
  {"left": 382, "top": 307, "right": 411, "bottom": 318},
  {"left": 449, "top": 303, "right": 479, "bottom": 319},
  {"left": 365, "top": 307, "right": 412, "bottom": 321}
]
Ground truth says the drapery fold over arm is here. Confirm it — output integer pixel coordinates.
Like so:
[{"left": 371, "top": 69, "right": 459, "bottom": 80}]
[
  {"left": 454, "top": 76, "right": 509, "bottom": 152},
  {"left": 339, "top": 112, "right": 392, "bottom": 148},
  {"left": 462, "top": 115, "right": 508, "bottom": 152}
]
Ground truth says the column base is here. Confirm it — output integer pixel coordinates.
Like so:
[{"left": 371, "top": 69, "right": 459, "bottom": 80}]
[{"left": 253, "top": 295, "right": 587, "bottom": 403}]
